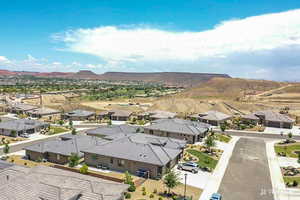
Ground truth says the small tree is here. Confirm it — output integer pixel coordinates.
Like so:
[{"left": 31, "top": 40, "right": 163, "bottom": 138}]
[
  {"left": 69, "top": 120, "right": 73, "bottom": 127},
  {"left": 163, "top": 170, "right": 181, "bottom": 195},
  {"left": 288, "top": 132, "right": 293, "bottom": 140},
  {"left": 298, "top": 152, "right": 300, "bottom": 164},
  {"left": 58, "top": 120, "right": 64, "bottom": 126},
  {"left": 124, "top": 171, "right": 136, "bottom": 192},
  {"left": 204, "top": 135, "right": 216, "bottom": 152},
  {"left": 80, "top": 164, "right": 89, "bottom": 174},
  {"left": 71, "top": 128, "right": 77, "bottom": 135},
  {"left": 10, "top": 130, "right": 17, "bottom": 137},
  {"left": 68, "top": 153, "right": 80, "bottom": 167},
  {"left": 220, "top": 123, "right": 226, "bottom": 133},
  {"left": 3, "top": 143, "right": 10, "bottom": 155}
]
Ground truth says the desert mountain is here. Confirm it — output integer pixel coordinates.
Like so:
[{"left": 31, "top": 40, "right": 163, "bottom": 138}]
[{"left": 0, "top": 69, "right": 230, "bottom": 87}]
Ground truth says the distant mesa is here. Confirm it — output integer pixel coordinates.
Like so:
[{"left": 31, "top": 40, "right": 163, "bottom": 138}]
[{"left": 0, "top": 69, "right": 231, "bottom": 87}]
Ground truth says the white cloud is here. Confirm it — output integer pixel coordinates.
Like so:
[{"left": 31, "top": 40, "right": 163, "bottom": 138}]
[
  {"left": 54, "top": 9, "right": 300, "bottom": 64},
  {"left": 0, "top": 56, "right": 11, "bottom": 64}
]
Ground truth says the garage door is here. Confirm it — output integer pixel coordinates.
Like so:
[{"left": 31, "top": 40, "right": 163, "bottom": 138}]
[{"left": 267, "top": 121, "right": 281, "bottom": 128}]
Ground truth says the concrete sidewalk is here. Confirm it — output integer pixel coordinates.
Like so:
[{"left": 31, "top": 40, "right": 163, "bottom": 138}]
[
  {"left": 266, "top": 140, "right": 300, "bottom": 200},
  {"left": 199, "top": 136, "right": 240, "bottom": 200}
]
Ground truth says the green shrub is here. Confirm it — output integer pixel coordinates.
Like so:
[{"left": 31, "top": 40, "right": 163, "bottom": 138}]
[
  {"left": 158, "top": 197, "right": 163, "bottom": 200},
  {"left": 153, "top": 189, "right": 157, "bottom": 194},
  {"left": 128, "top": 184, "right": 136, "bottom": 192},
  {"left": 125, "top": 193, "right": 131, "bottom": 199},
  {"left": 142, "top": 187, "right": 146, "bottom": 192},
  {"left": 142, "top": 191, "right": 146, "bottom": 196},
  {"left": 79, "top": 164, "right": 89, "bottom": 174},
  {"left": 150, "top": 194, "right": 154, "bottom": 198}
]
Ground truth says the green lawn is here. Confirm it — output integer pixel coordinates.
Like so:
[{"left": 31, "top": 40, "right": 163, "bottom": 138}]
[
  {"left": 274, "top": 143, "right": 300, "bottom": 158},
  {"left": 186, "top": 149, "right": 218, "bottom": 169},
  {"left": 214, "top": 134, "right": 231, "bottom": 143},
  {"left": 283, "top": 176, "right": 300, "bottom": 186},
  {"left": 49, "top": 126, "right": 69, "bottom": 135}
]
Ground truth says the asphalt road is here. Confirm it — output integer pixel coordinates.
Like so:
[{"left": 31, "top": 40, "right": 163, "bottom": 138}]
[
  {"left": 0, "top": 133, "right": 68, "bottom": 156},
  {"left": 218, "top": 137, "right": 274, "bottom": 200}
]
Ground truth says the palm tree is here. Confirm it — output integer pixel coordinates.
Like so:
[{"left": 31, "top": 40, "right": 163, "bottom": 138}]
[{"left": 68, "top": 153, "right": 80, "bottom": 167}]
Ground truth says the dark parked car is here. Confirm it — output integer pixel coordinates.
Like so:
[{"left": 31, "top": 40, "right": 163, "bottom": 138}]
[
  {"left": 136, "top": 169, "right": 149, "bottom": 178},
  {"left": 210, "top": 193, "right": 222, "bottom": 200}
]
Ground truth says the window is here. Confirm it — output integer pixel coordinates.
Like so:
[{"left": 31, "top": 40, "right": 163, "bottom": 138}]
[
  {"left": 150, "top": 130, "right": 153, "bottom": 135},
  {"left": 118, "top": 159, "right": 125, "bottom": 167},
  {"left": 110, "top": 157, "right": 114, "bottom": 164},
  {"left": 57, "top": 154, "right": 60, "bottom": 160}
]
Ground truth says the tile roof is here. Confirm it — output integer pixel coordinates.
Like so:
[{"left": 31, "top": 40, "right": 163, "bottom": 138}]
[
  {"left": 81, "top": 137, "right": 182, "bottom": 166},
  {"left": 86, "top": 124, "right": 139, "bottom": 137},
  {"left": 148, "top": 110, "right": 177, "bottom": 119},
  {"left": 8, "top": 103, "right": 38, "bottom": 111},
  {"left": 241, "top": 113, "right": 260, "bottom": 120},
  {"left": 144, "top": 118, "right": 210, "bottom": 136},
  {"left": 27, "top": 107, "right": 61, "bottom": 115},
  {"left": 65, "top": 110, "right": 95, "bottom": 117},
  {"left": 24, "top": 135, "right": 108, "bottom": 157},
  {"left": 0, "top": 119, "right": 49, "bottom": 131},
  {"left": 254, "top": 110, "right": 295, "bottom": 123},
  {"left": 0, "top": 164, "right": 128, "bottom": 200},
  {"left": 198, "top": 110, "right": 231, "bottom": 121}
]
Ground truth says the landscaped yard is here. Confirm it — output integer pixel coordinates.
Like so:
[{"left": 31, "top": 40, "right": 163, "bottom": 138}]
[
  {"left": 274, "top": 143, "right": 300, "bottom": 158},
  {"left": 283, "top": 176, "right": 300, "bottom": 188},
  {"left": 0, "top": 136, "right": 26, "bottom": 146},
  {"left": 214, "top": 133, "right": 231, "bottom": 143},
  {"left": 186, "top": 149, "right": 219, "bottom": 169},
  {"left": 130, "top": 179, "right": 202, "bottom": 200},
  {"left": 4, "top": 155, "right": 53, "bottom": 167},
  {"left": 48, "top": 126, "right": 70, "bottom": 135}
]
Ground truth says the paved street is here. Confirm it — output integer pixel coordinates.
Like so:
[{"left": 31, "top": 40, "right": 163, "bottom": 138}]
[{"left": 218, "top": 138, "right": 273, "bottom": 200}]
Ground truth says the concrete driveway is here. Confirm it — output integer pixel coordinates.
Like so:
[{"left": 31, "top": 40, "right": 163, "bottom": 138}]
[{"left": 218, "top": 138, "right": 273, "bottom": 200}]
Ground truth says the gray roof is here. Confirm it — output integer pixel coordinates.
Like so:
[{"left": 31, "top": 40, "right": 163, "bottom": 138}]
[
  {"left": 254, "top": 110, "right": 295, "bottom": 123},
  {"left": 0, "top": 160, "right": 13, "bottom": 170},
  {"left": 8, "top": 103, "right": 38, "bottom": 111},
  {"left": 198, "top": 110, "right": 231, "bottom": 121},
  {"left": 148, "top": 110, "right": 177, "bottom": 119},
  {"left": 0, "top": 119, "right": 49, "bottom": 131},
  {"left": 99, "top": 110, "right": 133, "bottom": 117},
  {"left": 241, "top": 113, "right": 260, "bottom": 120},
  {"left": 65, "top": 109, "right": 95, "bottom": 117},
  {"left": 144, "top": 118, "right": 210, "bottom": 136},
  {"left": 0, "top": 164, "right": 128, "bottom": 200},
  {"left": 27, "top": 107, "right": 61, "bottom": 115},
  {"left": 24, "top": 135, "right": 107, "bottom": 157},
  {"left": 86, "top": 124, "right": 139, "bottom": 137},
  {"left": 82, "top": 137, "right": 182, "bottom": 166}
]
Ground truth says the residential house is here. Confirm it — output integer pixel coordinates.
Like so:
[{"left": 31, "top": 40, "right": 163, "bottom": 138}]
[
  {"left": 138, "top": 110, "right": 177, "bottom": 121},
  {"left": 0, "top": 163, "right": 128, "bottom": 200},
  {"left": 86, "top": 124, "right": 139, "bottom": 138},
  {"left": 242, "top": 110, "right": 295, "bottom": 129},
  {"left": 26, "top": 107, "right": 61, "bottom": 120},
  {"left": 143, "top": 118, "right": 210, "bottom": 143},
  {"left": 62, "top": 109, "right": 95, "bottom": 121},
  {"left": 240, "top": 113, "right": 260, "bottom": 125},
  {"left": 0, "top": 119, "right": 49, "bottom": 137},
  {"left": 82, "top": 135, "right": 185, "bottom": 179},
  {"left": 6, "top": 103, "right": 38, "bottom": 114},
  {"left": 192, "top": 110, "right": 232, "bottom": 126},
  {"left": 98, "top": 110, "right": 133, "bottom": 121},
  {"left": 24, "top": 134, "right": 106, "bottom": 164}
]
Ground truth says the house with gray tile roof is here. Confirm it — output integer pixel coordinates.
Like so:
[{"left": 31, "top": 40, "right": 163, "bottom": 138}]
[
  {"left": 98, "top": 110, "right": 133, "bottom": 121},
  {"left": 0, "top": 164, "right": 128, "bottom": 200},
  {"left": 143, "top": 118, "right": 210, "bottom": 143},
  {"left": 82, "top": 135, "right": 184, "bottom": 179},
  {"left": 0, "top": 119, "right": 49, "bottom": 137},
  {"left": 6, "top": 103, "right": 38, "bottom": 114},
  {"left": 86, "top": 124, "right": 139, "bottom": 138},
  {"left": 243, "top": 110, "right": 295, "bottom": 129},
  {"left": 24, "top": 134, "right": 107, "bottom": 164},
  {"left": 27, "top": 107, "right": 61, "bottom": 119},
  {"left": 62, "top": 109, "right": 96, "bottom": 121},
  {"left": 191, "top": 110, "right": 232, "bottom": 126}
]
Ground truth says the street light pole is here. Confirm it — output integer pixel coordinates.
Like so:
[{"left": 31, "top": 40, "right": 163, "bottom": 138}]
[{"left": 184, "top": 173, "right": 187, "bottom": 200}]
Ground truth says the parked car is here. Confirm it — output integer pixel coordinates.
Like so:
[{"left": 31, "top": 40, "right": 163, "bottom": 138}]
[
  {"left": 177, "top": 162, "right": 199, "bottom": 173},
  {"left": 210, "top": 193, "right": 222, "bottom": 200},
  {"left": 20, "top": 133, "right": 29, "bottom": 138},
  {"left": 136, "top": 169, "right": 149, "bottom": 178},
  {"left": 96, "top": 164, "right": 109, "bottom": 170}
]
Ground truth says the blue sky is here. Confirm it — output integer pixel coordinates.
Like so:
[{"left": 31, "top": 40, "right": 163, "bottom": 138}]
[{"left": 1, "top": 0, "right": 300, "bottom": 80}]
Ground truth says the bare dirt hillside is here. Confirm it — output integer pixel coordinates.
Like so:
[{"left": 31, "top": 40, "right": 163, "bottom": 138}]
[{"left": 178, "top": 77, "right": 285, "bottom": 99}]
